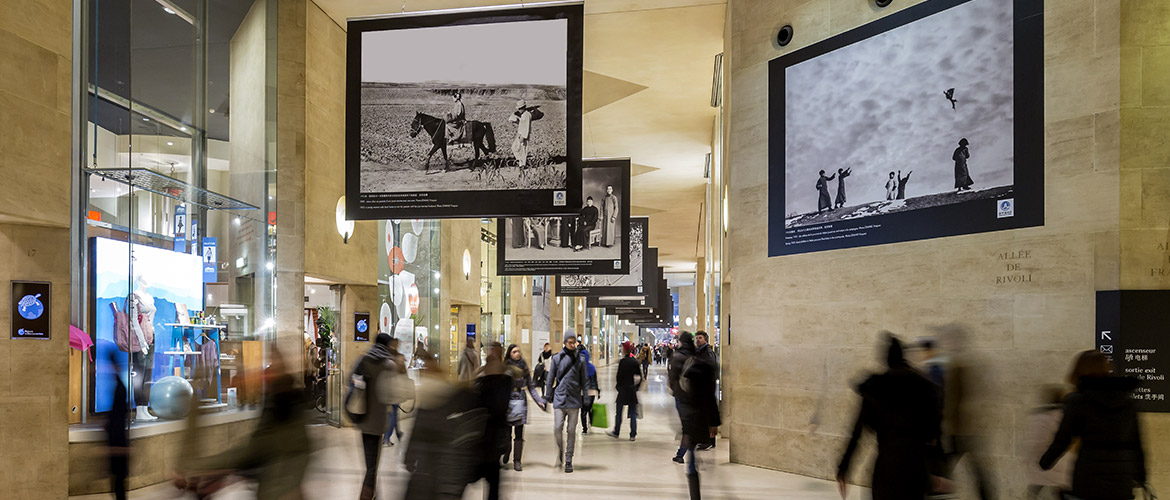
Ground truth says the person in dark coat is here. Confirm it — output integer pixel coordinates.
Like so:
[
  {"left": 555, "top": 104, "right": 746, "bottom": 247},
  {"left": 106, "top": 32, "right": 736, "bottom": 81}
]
[
  {"left": 838, "top": 333, "right": 942, "bottom": 500},
  {"left": 475, "top": 342, "right": 512, "bottom": 500},
  {"left": 1040, "top": 350, "right": 1147, "bottom": 500},
  {"left": 105, "top": 350, "right": 130, "bottom": 500},
  {"left": 816, "top": 170, "right": 837, "bottom": 212},
  {"left": 503, "top": 343, "right": 546, "bottom": 471},
  {"left": 954, "top": 138, "right": 974, "bottom": 192},
  {"left": 676, "top": 333, "right": 721, "bottom": 499},
  {"left": 579, "top": 348, "right": 600, "bottom": 433},
  {"left": 608, "top": 342, "right": 642, "bottom": 441},
  {"left": 668, "top": 333, "right": 697, "bottom": 464},
  {"left": 834, "top": 167, "right": 852, "bottom": 209},
  {"left": 355, "top": 333, "right": 397, "bottom": 500},
  {"left": 403, "top": 352, "right": 482, "bottom": 500},
  {"left": 574, "top": 197, "right": 600, "bottom": 251}
]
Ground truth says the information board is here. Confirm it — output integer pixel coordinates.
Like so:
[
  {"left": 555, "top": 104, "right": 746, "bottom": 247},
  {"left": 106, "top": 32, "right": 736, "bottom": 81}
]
[{"left": 1096, "top": 291, "right": 1170, "bottom": 412}]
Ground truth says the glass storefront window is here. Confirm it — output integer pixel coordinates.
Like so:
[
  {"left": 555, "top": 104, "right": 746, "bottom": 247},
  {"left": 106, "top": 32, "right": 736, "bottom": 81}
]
[
  {"left": 378, "top": 220, "right": 441, "bottom": 364},
  {"left": 77, "top": 0, "right": 276, "bottom": 425}
]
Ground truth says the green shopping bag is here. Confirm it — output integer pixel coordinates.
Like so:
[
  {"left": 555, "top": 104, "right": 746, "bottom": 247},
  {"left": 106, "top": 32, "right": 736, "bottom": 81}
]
[{"left": 591, "top": 402, "right": 609, "bottom": 429}]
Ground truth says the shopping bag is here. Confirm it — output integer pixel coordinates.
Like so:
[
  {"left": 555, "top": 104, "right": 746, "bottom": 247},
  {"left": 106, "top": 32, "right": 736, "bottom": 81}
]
[{"left": 591, "top": 402, "right": 609, "bottom": 429}]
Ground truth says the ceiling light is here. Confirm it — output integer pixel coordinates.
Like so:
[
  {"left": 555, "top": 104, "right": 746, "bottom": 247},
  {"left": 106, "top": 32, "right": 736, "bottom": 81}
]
[
  {"left": 233, "top": 216, "right": 241, "bottom": 225},
  {"left": 309, "top": 288, "right": 315, "bottom": 294},
  {"left": 434, "top": 288, "right": 439, "bottom": 295},
  {"left": 142, "top": 117, "right": 150, "bottom": 122},
  {"left": 235, "top": 257, "right": 245, "bottom": 269},
  {"left": 208, "top": 108, "right": 215, "bottom": 114},
  {"left": 179, "top": 126, "right": 187, "bottom": 132},
  {"left": 167, "top": 141, "right": 174, "bottom": 146},
  {"left": 164, "top": 7, "right": 176, "bottom": 14},
  {"left": 265, "top": 261, "right": 274, "bottom": 271}
]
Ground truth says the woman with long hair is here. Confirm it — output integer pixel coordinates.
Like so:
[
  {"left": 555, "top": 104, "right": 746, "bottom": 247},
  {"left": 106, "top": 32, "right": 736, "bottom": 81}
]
[{"left": 503, "top": 344, "right": 547, "bottom": 471}]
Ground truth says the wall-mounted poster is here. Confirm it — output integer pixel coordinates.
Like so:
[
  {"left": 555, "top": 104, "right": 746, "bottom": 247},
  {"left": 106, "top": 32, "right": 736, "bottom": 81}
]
[
  {"left": 498, "top": 158, "right": 630, "bottom": 275},
  {"left": 347, "top": 2, "right": 584, "bottom": 219},
  {"left": 11, "top": 281, "right": 51, "bottom": 340},
  {"left": 558, "top": 242, "right": 656, "bottom": 299},
  {"left": 768, "top": 0, "right": 1043, "bottom": 256}
]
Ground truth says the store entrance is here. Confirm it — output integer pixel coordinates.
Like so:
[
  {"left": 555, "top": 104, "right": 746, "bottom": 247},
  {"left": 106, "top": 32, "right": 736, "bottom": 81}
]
[{"left": 304, "top": 282, "right": 342, "bottom": 426}]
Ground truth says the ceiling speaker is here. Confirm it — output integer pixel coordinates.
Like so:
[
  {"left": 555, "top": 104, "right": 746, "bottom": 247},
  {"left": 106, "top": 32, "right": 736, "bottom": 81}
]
[
  {"left": 776, "top": 25, "right": 794, "bottom": 47},
  {"left": 875, "top": 0, "right": 893, "bottom": 7}
]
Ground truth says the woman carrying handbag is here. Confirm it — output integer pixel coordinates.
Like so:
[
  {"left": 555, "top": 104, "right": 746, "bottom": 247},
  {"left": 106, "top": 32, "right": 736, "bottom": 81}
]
[{"left": 503, "top": 344, "right": 547, "bottom": 471}]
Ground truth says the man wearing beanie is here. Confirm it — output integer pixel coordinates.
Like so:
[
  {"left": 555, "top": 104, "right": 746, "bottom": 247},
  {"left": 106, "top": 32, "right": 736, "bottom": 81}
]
[{"left": 545, "top": 331, "right": 587, "bottom": 472}]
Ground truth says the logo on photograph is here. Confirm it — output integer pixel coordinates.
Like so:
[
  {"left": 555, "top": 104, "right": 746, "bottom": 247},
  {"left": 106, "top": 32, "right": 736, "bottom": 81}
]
[
  {"left": 17, "top": 293, "right": 44, "bottom": 320},
  {"left": 997, "top": 198, "right": 1015, "bottom": 219},
  {"left": 553, "top": 191, "right": 567, "bottom": 206},
  {"left": 613, "top": 260, "right": 621, "bottom": 269}
]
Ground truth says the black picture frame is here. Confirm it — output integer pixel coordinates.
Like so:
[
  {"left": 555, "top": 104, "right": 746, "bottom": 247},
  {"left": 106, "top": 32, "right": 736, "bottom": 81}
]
[
  {"left": 768, "top": 0, "right": 1044, "bottom": 256},
  {"left": 497, "top": 158, "right": 631, "bottom": 275},
  {"left": 557, "top": 242, "right": 655, "bottom": 297},
  {"left": 11, "top": 280, "right": 51, "bottom": 340},
  {"left": 346, "top": 2, "right": 584, "bottom": 219}
]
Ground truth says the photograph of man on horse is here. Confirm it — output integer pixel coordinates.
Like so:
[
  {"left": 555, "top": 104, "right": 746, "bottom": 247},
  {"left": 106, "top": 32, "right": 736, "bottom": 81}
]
[{"left": 410, "top": 90, "right": 497, "bottom": 174}]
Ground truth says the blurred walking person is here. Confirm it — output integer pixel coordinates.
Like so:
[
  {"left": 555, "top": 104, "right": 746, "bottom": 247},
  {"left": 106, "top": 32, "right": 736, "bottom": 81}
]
[
  {"left": 674, "top": 332, "right": 722, "bottom": 499},
  {"left": 931, "top": 324, "right": 995, "bottom": 500},
  {"left": 354, "top": 333, "right": 398, "bottom": 500},
  {"left": 607, "top": 341, "right": 642, "bottom": 441},
  {"left": 475, "top": 342, "right": 512, "bottom": 500},
  {"left": 1023, "top": 385, "right": 1074, "bottom": 500},
  {"left": 693, "top": 331, "right": 719, "bottom": 450},
  {"left": 1040, "top": 350, "right": 1147, "bottom": 500},
  {"left": 384, "top": 337, "right": 409, "bottom": 447},
  {"left": 105, "top": 350, "right": 130, "bottom": 500},
  {"left": 638, "top": 343, "right": 651, "bottom": 378},
  {"left": 580, "top": 348, "right": 600, "bottom": 434},
  {"left": 545, "top": 332, "right": 587, "bottom": 473},
  {"left": 403, "top": 351, "right": 483, "bottom": 500},
  {"left": 837, "top": 333, "right": 941, "bottom": 500},
  {"left": 458, "top": 338, "right": 480, "bottom": 382},
  {"left": 669, "top": 334, "right": 697, "bottom": 464},
  {"left": 504, "top": 344, "right": 547, "bottom": 471}
]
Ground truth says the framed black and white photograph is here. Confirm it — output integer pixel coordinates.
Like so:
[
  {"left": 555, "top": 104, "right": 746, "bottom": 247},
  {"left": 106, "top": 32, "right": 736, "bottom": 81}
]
[
  {"left": 347, "top": 2, "right": 583, "bottom": 219},
  {"left": 497, "top": 158, "right": 630, "bottom": 275},
  {"left": 769, "top": 0, "right": 1043, "bottom": 256},
  {"left": 557, "top": 238, "right": 655, "bottom": 298}
]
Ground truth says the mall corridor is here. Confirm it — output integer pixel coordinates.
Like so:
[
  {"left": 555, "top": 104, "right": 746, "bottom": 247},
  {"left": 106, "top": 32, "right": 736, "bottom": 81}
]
[{"left": 71, "top": 362, "right": 849, "bottom": 500}]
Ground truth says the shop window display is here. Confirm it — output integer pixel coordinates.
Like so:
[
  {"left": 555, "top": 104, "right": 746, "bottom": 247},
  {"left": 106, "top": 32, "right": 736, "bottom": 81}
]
[{"left": 74, "top": 0, "right": 276, "bottom": 425}]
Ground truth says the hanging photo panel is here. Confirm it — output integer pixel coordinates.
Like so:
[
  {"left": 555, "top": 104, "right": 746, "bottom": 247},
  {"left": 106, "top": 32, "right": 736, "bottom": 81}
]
[
  {"left": 769, "top": 0, "right": 1043, "bottom": 255},
  {"left": 497, "top": 158, "right": 630, "bottom": 275},
  {"left": 347, "top": 2, "right": 584, "bottom": 219},
  {"left": 557, "top": 236, "right": 655, "bottom": 298}
]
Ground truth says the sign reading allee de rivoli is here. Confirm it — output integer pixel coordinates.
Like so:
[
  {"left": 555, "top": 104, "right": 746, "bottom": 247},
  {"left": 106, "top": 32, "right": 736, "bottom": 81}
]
[{"left": 11, "top": 281, "right": 51, "bottom": 340}]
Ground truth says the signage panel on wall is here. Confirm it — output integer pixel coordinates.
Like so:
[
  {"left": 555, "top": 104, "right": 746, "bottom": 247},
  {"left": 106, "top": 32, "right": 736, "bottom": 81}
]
[
  {"left": 355, "top": 312, "right": 371, "bottom": 342},
  {"left": 1096, "top": 291, "right": 1170, "bottom": 413},
  {"left": 768, "top": 0, "right": 1044, "bottom": 256},
  {"left": 346, "top": 2, "right": 584, "bottom": 219},
  {"left": 556, "top": 218, "right": 648, "bottom": 296},
  {"left": 201, "top": 237, "right": 218, "bottom": 283},
  {"left": 11, "top": 281, "right": 50, "bottom": 340},
  {"left": 498, "top": 158, "right": 631, "bottom": 275}
]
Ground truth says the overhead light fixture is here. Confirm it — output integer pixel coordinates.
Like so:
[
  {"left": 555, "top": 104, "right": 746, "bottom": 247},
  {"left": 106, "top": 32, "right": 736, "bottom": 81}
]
[
  {"left": 164, "top": 7, "right": 176, "bottom": 14},
  {"left": 265, "top": 261, "right": 274, "bottom": 271},
  {"left": 233, "top": 216, "right": 241, "bottom": 225},
  {"left": 167, "top": 141, "right": 174, "bottom": 146},
  {"left": 235, "top": 257, "right": 245, "bottom": 269},
  {"left": 208, "top": 108, "right": 215, "bottom": 114},
  {"left": 142, "top": 117, "right": 150, "bottom": 122},
  {"left": 179, "top": 126, "right": 188, "bottom": 132}
]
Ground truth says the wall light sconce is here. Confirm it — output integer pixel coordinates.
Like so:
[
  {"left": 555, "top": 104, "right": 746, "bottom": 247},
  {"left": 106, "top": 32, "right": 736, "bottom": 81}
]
[
  {"left": 522, "top": 279, "right": 527, "bottom": 297},
  {"left": 556, "top": 296, "right": 561, "bottom": 305},
  {"left": 462, "top": 249, "right": 471, "bottom": 280},
  {"left": 335, "top": 196, "right": 354, "bottom": 244},
  {"left": 685, "top": 317, "right": 694, "bottom": 327}
]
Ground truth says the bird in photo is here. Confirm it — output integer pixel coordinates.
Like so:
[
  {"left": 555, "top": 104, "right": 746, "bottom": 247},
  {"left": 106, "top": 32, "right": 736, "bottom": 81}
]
[{"left": 943, "top": 88, "right": 958, "bottom": 110}]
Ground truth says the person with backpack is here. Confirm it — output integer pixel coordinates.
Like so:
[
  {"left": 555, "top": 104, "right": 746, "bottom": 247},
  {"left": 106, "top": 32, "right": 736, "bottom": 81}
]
[
  {"left": 545, "top": 332, "right": 587, "bottom": 473},
  {"left": 347, "top": 333, "right": 399, "bottom": 500},
  {"left": 504, "top": 344, "right": 547, "bottom": 471},
  {"left": 674, "top": 332, "right": 722, "bottom": 499}
]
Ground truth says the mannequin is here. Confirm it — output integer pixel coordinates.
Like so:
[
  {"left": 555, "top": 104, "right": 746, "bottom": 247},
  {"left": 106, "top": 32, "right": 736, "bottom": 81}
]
[{"left": 130, "top": 274, "right": 157, "bottom": 420}]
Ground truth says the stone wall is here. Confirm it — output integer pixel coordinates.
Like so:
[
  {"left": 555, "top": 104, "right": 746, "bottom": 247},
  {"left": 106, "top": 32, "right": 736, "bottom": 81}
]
[
  {"left": 722, "top": 0, "right": 1141, "bottom": 496},
  {"left": 0, "top": 0, "right": 74, "bottom": 498}
]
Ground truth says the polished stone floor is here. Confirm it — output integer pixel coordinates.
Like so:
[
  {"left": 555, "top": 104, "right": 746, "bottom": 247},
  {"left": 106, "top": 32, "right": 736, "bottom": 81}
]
[{"left": 74, "top": 360, "right": 859, "bottom": 499}]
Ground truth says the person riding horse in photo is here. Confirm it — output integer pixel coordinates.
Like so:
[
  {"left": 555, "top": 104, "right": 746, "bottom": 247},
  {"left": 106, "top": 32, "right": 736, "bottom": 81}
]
[{"left": 445, "top": 92, "right": 466, "bottom": 144}]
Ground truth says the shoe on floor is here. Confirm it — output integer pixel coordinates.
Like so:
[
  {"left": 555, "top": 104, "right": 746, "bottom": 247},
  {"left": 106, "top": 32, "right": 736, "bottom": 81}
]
[
  {"left": 672, "top": 455, "right": 685, "bottom": 464},
  {"left": 513, "top": 462, "right": 523, "bottom": 472},
  {"left": 606, "top": 430, "right": 618, "bottom": 438},
  {"left": 630, "top": 436, "right": 636, "bottom": 441},
  {"left": 564, "top": 461, "right": 573, "bottom": 473},
  {"left": 582, "top": 427, "right": 589, "bottom": 434}
]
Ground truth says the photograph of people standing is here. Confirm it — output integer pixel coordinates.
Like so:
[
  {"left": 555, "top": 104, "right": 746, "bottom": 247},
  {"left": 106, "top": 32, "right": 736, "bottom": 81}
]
[{"left": 499, "top": 160, "right": 631, "bottom": 275}]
